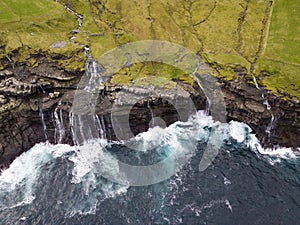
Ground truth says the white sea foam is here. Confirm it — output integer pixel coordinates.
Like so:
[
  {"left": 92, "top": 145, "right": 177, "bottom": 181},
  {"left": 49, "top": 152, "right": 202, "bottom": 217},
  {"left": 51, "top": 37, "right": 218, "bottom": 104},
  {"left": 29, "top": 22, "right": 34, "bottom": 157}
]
[
  {"left": 0, "top": 110, "right": 298, "bottom": 214},
  {"left": 256, "top": 146, "right": 297, "bottom": 165},
  {"left": 225, "top": 199, "right": 233, "bottom": 212},
  {"left": 131, "top": 125, "right": 168, "bottom": 151},
  {"left": 247, "top": 131, "right": 298, "bottom": 164},
  {"left": 126, "top": 111, "right": 217, "bottom": 154},
  {"left": 65, "top": 138, "right": 129, "bottom": 216},
  {"left": 0, "top": 139, "right": 127, "bottom": 215},
  {"left": 127, "top": 110, "right": 299, "bottom": 171},
  {"left": 185, "top": 198, "right": 233, "bottom": 215},
  {"left": 20, "top": 217, "right": 26, "bottom": 221},
  {"left": 68, "top": 138, "right": 128, "bottom": 185},
  {"left": 223, "top": 177, "right": 231, "bottom": 186},
  {"left": 0, "top": 142, "right": 75, "bottom": 210},
  {"left": 69, "top": 139, "right": 105, "bottom": 184},
  {"left": 229, "top": 121, "right": 248, "bottom": 143},
  {"left": 259, "top": 147, "right": 297, "bottom": 159}
]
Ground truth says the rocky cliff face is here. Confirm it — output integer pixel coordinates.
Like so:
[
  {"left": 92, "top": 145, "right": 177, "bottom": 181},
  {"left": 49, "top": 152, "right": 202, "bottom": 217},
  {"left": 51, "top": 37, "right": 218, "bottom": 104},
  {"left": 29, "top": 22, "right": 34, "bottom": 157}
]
[
  {"left": 0, "top": 57, "right": 299, "bottom": 169},
  {"left": 0, "top": 0, "right": 299, "bottom": 171},
  {"left": 221, "top": 69, "right": 300, "bottom": 148}
]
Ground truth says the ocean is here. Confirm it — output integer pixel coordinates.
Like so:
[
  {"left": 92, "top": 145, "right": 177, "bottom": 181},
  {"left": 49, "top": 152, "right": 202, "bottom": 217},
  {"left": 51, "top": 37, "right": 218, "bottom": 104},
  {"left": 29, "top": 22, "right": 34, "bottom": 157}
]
[{"left": 0, "top": 111, "right": 299, "bottom": 225}]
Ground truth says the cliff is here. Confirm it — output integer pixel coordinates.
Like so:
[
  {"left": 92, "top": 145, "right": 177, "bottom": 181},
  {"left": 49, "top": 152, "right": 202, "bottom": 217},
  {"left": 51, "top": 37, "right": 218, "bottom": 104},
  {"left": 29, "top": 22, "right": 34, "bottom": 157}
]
[{"left": 0, "top": 0, "right": 299, "bottom": 168}]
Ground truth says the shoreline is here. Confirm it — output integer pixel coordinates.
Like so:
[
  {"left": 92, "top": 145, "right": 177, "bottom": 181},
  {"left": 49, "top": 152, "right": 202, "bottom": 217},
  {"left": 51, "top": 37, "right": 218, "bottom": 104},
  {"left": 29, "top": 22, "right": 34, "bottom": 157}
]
[{"left": 0, "top": 58, "right": 299, "bottom": 169}]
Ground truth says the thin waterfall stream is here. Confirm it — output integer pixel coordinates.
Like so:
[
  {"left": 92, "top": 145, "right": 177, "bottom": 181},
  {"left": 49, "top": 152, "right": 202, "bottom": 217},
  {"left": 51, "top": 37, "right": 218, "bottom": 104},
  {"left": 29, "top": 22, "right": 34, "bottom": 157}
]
[
  {"left": 147, "top": 98, "right": 155, "bottom": 127},
  {"left": 39, "top": 2, "right": 96, "bottom": 145},
  {"left": 54, "top": 100, "right": 65, "bottom": 144},
  {"left": 251, "top": 74, "right": 275, "bottom": 137},
  {"left": 39, "top": 103, "right": 48, "bottom": 141},
  {"left": 5, "top": 54, "right": 15, "bottom": 70}
]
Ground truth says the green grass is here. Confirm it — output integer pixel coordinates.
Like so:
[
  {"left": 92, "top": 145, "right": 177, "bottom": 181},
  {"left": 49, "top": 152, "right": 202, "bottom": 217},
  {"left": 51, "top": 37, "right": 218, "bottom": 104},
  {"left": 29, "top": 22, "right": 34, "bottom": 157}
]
[
  {"left": 255, "top": 0, "right": 300, "bottom": 99},
  {"left": 0, "top": 0, "right": 84, "bottom": 69},
  {"left": 239, "top": 0, "right": 268, "bottom": 63},
  {"left": 194, "top": 0, "right": 242, "bottom": 54},
  {"left": 110, "top": 62, "right": 193, "bottom": 87},
  {"left": 77, "top": 0, "right": 247, "bottom": 84},
  {"left": 262, "top": 0, "right": 300, "bottom": 63},
  {"left": 256, "top": 59, "right": 300, "bottom": 99},
  {"left": 0, "top": 0, "right": 299, "bottom": 99}
]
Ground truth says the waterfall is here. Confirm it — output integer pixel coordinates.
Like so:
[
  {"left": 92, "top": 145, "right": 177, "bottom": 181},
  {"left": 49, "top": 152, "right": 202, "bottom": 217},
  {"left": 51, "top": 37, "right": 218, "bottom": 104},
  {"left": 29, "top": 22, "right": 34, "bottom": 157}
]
[
  {"left": 84, "top": 58, "right": 106, "bottom": 93},
  {"left": 33, "top": 54, "right": 107, "bottom": 146},
  {"left": 59, "top": 2, "right": 106, "bottom": 145},
  {"left": 5, "top": 54, "right": 15, "bottom": 70},
  {"left": 95, "top": 114, "right": 106, "bottom": 139},
  {"left": 195, "top": 80, "right": 209, "bottom": 115},
  {"left": 39, "top": 104, "right": 48, "bottom": 141},
  {"left": 195, "top": 77, "right": 212, "bottom": 117},
  {"left": 69, "top": 111, "right": 78, "bottom": 146},
  {"left": 71, "top": 57, "right": 108, "bottom": 145},
  {"left": 205, "top": 96, "right": 212, "bottom": 116},
  {"left": 54, "top": 101, "right": 65, "bottom": 144},
  {"left": 70, "top": 110, "right": 106, "bottom": 145},
  {"left": 147, "top": 98, "right": 155, "bottom": 127},
  {"left": 251, "top": 75, "right": 275, "bottom": 137}
]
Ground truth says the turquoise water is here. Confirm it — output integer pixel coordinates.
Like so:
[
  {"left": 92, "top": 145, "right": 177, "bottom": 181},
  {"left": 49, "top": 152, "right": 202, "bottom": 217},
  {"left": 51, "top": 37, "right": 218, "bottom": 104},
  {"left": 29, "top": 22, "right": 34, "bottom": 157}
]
[{"left": 0, "top": 112, "right": 299, "bottom": 224}]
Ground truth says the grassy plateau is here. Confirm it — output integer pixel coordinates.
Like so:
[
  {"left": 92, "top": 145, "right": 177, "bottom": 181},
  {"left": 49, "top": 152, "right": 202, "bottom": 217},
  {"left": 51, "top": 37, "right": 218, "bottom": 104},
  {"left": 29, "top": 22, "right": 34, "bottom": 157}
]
[{"left": 0, "top": 0, "right": 299, "bottom": 99}]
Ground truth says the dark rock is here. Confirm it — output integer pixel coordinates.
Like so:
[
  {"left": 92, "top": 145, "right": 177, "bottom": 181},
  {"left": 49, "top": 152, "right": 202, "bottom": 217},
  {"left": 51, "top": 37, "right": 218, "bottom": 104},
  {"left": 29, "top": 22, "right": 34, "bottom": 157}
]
[
  {"left": 244, "top": 100, "right": 266, "bottom": 113},
  {"left": 0, "top": 58, "right": 299, "bottom": 169},
  {"left": 0, "top": 95, "right": 7, "bottom": 105}
]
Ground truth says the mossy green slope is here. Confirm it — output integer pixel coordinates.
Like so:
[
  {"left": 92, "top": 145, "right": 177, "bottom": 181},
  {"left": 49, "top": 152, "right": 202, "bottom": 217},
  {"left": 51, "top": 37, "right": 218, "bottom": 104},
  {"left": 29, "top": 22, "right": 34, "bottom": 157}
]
[
  {"left": 256, "top": 0, "right": 300, "bottom": 99},
  {"left": 0, "top": 0, "right": 299, "bottom": 100},
  {"left": 0, "top": 0, "right": 84, "bottom": 70}
]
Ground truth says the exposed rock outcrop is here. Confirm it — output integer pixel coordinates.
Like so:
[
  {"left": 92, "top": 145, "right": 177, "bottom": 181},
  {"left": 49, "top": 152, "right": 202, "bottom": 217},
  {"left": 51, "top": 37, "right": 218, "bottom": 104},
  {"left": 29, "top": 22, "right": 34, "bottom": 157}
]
[
  {"left": 221, "top": 69, "right": 300, "bottom": 148},
  {"left": 0, "top": 59, "right": 299, "bottom": 169}
]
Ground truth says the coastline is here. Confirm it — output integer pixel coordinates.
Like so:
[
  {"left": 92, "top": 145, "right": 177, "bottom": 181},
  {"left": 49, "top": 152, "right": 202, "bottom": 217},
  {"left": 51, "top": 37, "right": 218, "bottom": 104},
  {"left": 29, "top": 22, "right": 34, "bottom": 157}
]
[
  {"left": 0, "top": 57, "right": 299, "bottom": 169},
  {"left": 0, "top": 0, "right": 299, "bottom": 168}
]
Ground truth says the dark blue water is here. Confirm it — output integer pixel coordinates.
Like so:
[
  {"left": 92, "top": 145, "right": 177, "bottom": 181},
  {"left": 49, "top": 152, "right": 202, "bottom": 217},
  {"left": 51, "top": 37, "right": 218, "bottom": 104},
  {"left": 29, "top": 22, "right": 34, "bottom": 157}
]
[{"left": 0, "top": 114, "right": 299, "bottom": 225}]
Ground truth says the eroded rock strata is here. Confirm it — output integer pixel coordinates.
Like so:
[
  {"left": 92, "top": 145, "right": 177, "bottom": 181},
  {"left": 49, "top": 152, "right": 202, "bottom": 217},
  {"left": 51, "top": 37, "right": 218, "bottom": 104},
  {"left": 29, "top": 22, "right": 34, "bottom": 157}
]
[{"left": 0, "top": 58, "right": 299, "bottom": 169}]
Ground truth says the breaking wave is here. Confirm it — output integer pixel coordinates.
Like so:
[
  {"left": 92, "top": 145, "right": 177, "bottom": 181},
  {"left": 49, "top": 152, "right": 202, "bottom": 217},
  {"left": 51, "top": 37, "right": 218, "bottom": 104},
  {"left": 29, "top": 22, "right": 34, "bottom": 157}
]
[{"left": 0, "top": 111, "right": 298, "bottom": 220}]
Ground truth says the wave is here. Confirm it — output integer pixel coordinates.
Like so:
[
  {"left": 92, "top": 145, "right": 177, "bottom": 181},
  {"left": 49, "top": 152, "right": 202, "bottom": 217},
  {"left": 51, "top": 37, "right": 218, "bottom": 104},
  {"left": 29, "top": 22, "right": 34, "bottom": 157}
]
[
  {"left": 0, "top": 143, "right": 75, "bottom": 210},
  {"left": 0, "top": 110, "right": 298, "bottom": 215},
  {"left": 0, "top": 141, "right": 128, "bottom": 215}
]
